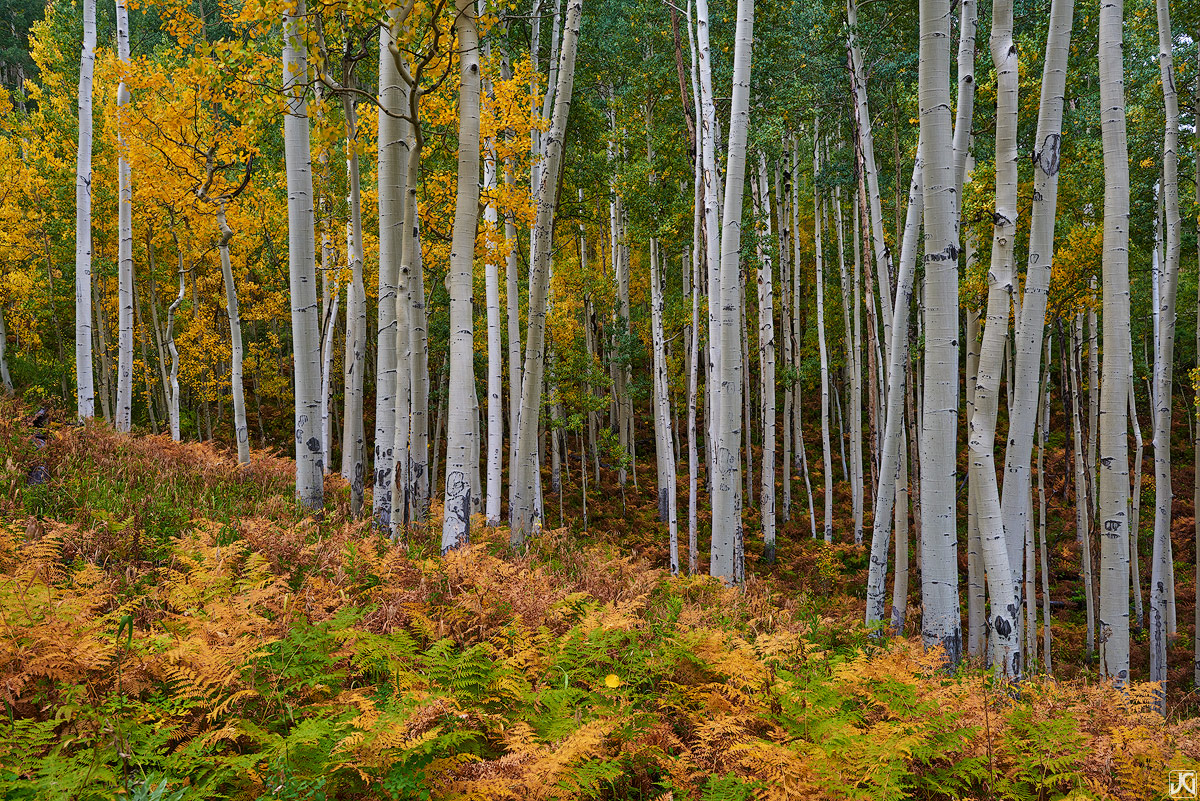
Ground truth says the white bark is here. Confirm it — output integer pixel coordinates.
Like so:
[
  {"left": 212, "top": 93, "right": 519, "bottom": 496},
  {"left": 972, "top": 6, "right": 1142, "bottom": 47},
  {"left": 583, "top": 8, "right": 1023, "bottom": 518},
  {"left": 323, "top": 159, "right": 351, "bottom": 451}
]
[
  {"left": 319, "top": 236, "right": 340, "bottom": 472},
  {"left": 442, "top": 0, "right": 481, "bottom": 553},
  {"left": 650, "top": 237, "right": 679, "bottom": 573},
  {"left": 0, "top": 306, "right": 12, "bottom": 394},
  {"left": 918, "top": 0, "right": 962, "bottom": 661},
  {"left": 695, "top": 0, "right": 721, "bottom": 487},
  {"left": 283, "top": 0, "right": 324, "bottom": 508},
  {"left": 341, "top": 92, "right": 367, "bottom": 514},
  {"left": 754, "top": 154, "right": 776, "bottom": 560},
  {"left": 217, "top": 204, "right": 249, "bottom": 464},
  {"left": 114, "top": 0, "right": 134, "bottom": 433},
  {"left": 75, "top": 0, "right": 96, "bottom": 419},
  {"left": 865, "top": 149, "right": 922, "bottom": 626},
  {"left": 998, "top": 0, "right": 1074, "bottom": 630},
  {"left": 1097, "top": 0, "right": 1132, "bottom": 686},
  {"left": 709, "top": 0, "right": 753, "bottom": 583},
  {"left": 1149, "top": 0, "right": 1181, "bottom": 700},
  {"left": 1129, "top": 378, "right": 1144, "bottom": 630},
  {"left": 510, "top": 0, "right": 582, "bottom": 544},
  {"left": 483, "top": 49, "right": 503, "bottom": 527},
  {"left": 813, "top": 133, "right": 833, "bottom": 544},
  {"left": 1070, "top": 316, "right": 1097, "bottom": 657}
]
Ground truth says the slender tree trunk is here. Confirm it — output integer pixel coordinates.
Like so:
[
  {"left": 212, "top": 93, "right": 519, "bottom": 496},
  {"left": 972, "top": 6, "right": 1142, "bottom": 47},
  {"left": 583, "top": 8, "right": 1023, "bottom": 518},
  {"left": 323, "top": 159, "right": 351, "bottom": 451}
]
[
  {"left": 373, "top": 14, "right": 409, "bottom": 527},
  {"left": 341, "top": 90, "right": 367, "bottom": 514},
  {"left": 114, "top": 0, "right": 134, "bottom": 433},
  {"left": 483, "top": 56, "right": 503, "bottom": 528},
  {"left": 510, "top": 0, "right": 582, "bottom": 544},
  {"left": 1039, "top": 333, "right": 1053, "bottom": 673},
  {"left": 709, "top": 0, "right": 753, "bottom": 583},
  {"left": 918, "top": 0, "right": 962, "bottom": 662},
  {"left": 217, "top": 204, "right": 249, "bottom": 464},
  {"left": 319, "top": 241, "right": 340, "bottom": 472},
  {"left": 1130, "top": 379, "right": 1145, "bottom": 630},
  {"left": 1098, "top": 0, "right": 1132, "bottom": 686},
  {"left": 754, "top": 155, "right": 776, "bottom": 560},
  {"left": 650, "top": 236, "right": 679, "bottom": 572},
  {"left": 283, "top": 0, "right": 324, "bottom": 508},
  {"left": 0, "top": 306, "right": 10, "bottom": 394},
  {"left": 164, "top": 234, "right": 184, "bottom": 440},
  {"left": 1070, "top": 316, "right": 1097, "bottom": 657},
  {"left": 442, "top": 0, "right": 481, "bottom": 552},
  {"left": 966, "top": 307, "right": 985, "bottom": 658},
  {"left": 1194, "top": 38, "right": 1200, "bottom": 690},
  {"left": 813, "top": 132, "right": 833, "bottom": 544},
  {"left": 696, "top": 0, "right": 722, "bottom": 491},
  {"left": 74, "top": 0, "right": 96, "bottom": 419}
]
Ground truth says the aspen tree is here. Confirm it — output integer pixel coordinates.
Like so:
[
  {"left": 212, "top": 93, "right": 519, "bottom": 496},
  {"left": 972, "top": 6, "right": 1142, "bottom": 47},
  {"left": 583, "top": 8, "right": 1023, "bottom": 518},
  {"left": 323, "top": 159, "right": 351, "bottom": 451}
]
[
  {"left": 341, "top": 88, "right": 367, "bottom": 515},
  {"left": 1149, "top": 0, "right": 1181, "bottom": 699},
  {"left": 999, "top": 0, "right": 1074, "bottom": 613},
  {"left": 1069, "top": 317, "right": 1097, "bottom": 657},
  {"left": 708, "top": 0, "right": 754, "bottom": 583},
  {"left": 754, "top": 154, "right": 775, "bottom": 560},
  {"left": 813, "top": 132, "right": 833, "bottom": 545},
  {"left": 75, "top": 0, "right": 96, "bottom": 420},
  {"left": 917, "top": 0, "right": 962, "bottom": 661},
  {"left": 283, "top": 0, "right": 325, "bottom": 509},
  {"left": 1130, "top": 379, "right": 1144, "bottom": 630},
  {"left": 1194, "top": 36, "right": 1200, "bottom": 690},
  {"left": 373, "top": 13, "right": 407, "bottom": 528},
  {"left": 1097, "top": 0, "right": 1132, "bottom": 686},
  {"left": 482, "top": 15, "right": 503, "bottom": 528},
  {"left": 442, "top": 0, "right": 481, "bottom": 558},
  {"left": 510, "top": 0, "right": 582, "bottom": 544},
  {"left": 114, "top": 0, "right": 134, "bottom": 433}
]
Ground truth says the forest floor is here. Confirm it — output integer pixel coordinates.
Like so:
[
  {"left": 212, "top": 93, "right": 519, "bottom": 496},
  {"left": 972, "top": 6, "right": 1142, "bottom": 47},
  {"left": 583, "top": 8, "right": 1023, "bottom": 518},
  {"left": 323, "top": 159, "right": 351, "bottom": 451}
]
[{"left": 1, "top": 395, "right": 1198, "bottom": 800}]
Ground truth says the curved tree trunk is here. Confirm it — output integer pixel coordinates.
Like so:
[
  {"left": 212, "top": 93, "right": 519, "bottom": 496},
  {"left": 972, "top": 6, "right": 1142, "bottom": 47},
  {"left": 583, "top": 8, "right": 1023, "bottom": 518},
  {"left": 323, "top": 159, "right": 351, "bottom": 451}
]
[{"left": 217, "top": 204, "right": 249, "bottom": 464}]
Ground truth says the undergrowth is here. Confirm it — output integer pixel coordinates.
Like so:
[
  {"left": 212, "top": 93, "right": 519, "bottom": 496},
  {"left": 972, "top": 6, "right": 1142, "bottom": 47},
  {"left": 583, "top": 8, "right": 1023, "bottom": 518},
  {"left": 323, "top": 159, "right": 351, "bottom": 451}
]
[{"left": 0, "top": 399, "right": 1196, "bottom": 800}]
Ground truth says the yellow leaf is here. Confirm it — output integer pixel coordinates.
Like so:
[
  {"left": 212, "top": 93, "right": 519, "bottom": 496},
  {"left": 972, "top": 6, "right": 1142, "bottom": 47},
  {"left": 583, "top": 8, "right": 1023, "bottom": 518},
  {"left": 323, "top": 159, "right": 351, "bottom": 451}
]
[{"left": 605, "top": 673, "right": 622, "bottom": 688}]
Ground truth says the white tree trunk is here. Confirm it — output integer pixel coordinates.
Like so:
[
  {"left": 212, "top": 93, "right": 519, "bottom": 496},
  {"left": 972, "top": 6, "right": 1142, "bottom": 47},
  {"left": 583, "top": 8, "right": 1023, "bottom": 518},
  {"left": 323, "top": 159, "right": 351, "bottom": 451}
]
[
  {"left": 1129, "top": 378, "right": 1145, "bottom": 630},
  {"left": 865, "top": 149, "right": 922, "bottom": 626},
  {"left": 319, "top": 237, "right": 340, "bottom": 472},
  {"left": 1149, "top": 0, "right": 1181, "bottom": 700},
  {"left": 695, "top": 0, "right": 722, "bottom": 488},
  {"left": 1070, "top": 316, "right": 1097, "bottom": 657},
  {"left": 341, "top": 91, "right": 367, "bottom": 514},
  {"left": 1097, "top": 0, "right": 1132, "bottom": 686},
  {"left": 0, "top": 306, "right": 12, "bottom": 394},
  {"left": 917, "top": 0, "right": 962, "bottom": 661},
  {"left": 443, "top": 0, "right": 481, "bottom": 552},
  {"left": 510, "top": 0, "right": 582, "bottom": 544},
  {"left": 483, "top": 53, "right": 503, "bottom": 527},
  {"left": 649, "top": 237, "right": 679, "bottom": 573},
  {"left": 709, "top": 0, "right": 753, "bottom": 583},
  {"left": 217, "top": 204, "right": 250, "bottom": 464},
  {"left": 998, "top": 0, "right": 1074, "bottom": 625},
  {"left": 813, "top": 133, "right": 833, "bottom": 544},
  {"left": 75, "top": 0, "right": 97, "bottom": 419},
  {"left": 283, "top": 0, "right": 324, "bottom": 509},
  {"left": 754, "top": 154, "right": 776, "bottom": 560},
  {"left": 114, "top": 0, "right": 134, "bottom": 433},
  {"left": 373, "top": 15, "right": 409, "bottom": 527}
]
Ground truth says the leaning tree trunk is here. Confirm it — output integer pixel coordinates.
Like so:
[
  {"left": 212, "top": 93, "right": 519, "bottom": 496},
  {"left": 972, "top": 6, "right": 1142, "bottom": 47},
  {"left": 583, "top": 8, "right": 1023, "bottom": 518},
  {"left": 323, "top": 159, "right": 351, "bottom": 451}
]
[
  {"left": 998, "top": 0, "right": 1074, "bottom": 623},
  {"left": 443, "top": 0, "right": 482, "bottom": 553},
  {"left": 217, "top": 204, "right": 250, "bottom": 464},
  {"left": 510, "top": 0, "right": 582, "bottom": 545},
  {"left": 708, "top": 0, "right": 754, "bottom": 583},
  {"left": 1149, "top": 0, "right": 1181, "bottom": 703},
  {"left": 75, "top": 0, "right": 97, "bottom": 419},
  {"left": 917, "top": 0, "right": 962, "bottom": 662},
  {"left": 341, "top": 89, "right": 367, "bottom": 514},
  {"left": 114, "top": 0, "right": 134, "bottom": 433},
  {"left": 283, "top": 0, "right": 324, "bottom": 509},
  {"left": 1097, "top": 0, "right": 1132, "bottom": 687}
]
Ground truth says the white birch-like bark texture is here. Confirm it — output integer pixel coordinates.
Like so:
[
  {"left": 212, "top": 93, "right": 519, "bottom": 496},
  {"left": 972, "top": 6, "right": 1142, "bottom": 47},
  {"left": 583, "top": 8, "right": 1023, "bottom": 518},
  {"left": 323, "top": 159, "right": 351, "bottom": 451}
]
[
  {"left": 373, "top": 15, "right": 408, "bottom": 527},
  {"left": 708, "top": 0, "right": 753, "bottom": 583},
  {"left": 1194, "top": 37, "right": 1200, "bottom": 690},
  {"left": 846, "top": 0, "right": 892, "bottom": 354},
  {"left": 510, "top": 0, "right": 582, "bottom": 545},
  {"left": 341, "top": 92, "right": 367, "bottom": 514},
  {"left": 754, "top": 154, "right": 776, "bottom": 561},
  {"left": 695, "top": 0, "right": 721, "bottom": 483},
  {"left": 75, "top": 0, "right": 97, "bottom": 419},
  {"left": 998, "top": 0, "right": 1073, "bottom": 611},
  {"left": 1097, "top": 0, "right": 1132, "bottom": 686},
  {"left": 164, "top": 237, "right": 185, "bottom": 441},
  {"left": 319, "top": 236, "right": 340, "bottom": 472},
  {"left": 834, "top": 182, "right": 861, "bottom": 545},
  {"left": 918, "top": 0, "right": 962, "bottom": 662},
  {"left": 217, "top": 204, "right": 250, "bottom": 465},
  {"left": 0, "top": 306, "right": 12, "bottom": 394},
  {"left": 1149, "top": 0, "right": 1181, "bottom": 701},
  {"left": 1129, "top": 377, "right": 1145, "bottom": 631},
  {"left": 114, "top": 0, "right": 134, "bottom": 433},
  {"left": 865, "top": 148, "right": 921, "bottom": 627},
  {"left": 483, "top": 44, "right": 503, "bottom": 527},
  {"left": 408, "top": 190, "right": 430, "bottom": 520},
  {"left": 649, "top": 237, "right": 679, "bottom": 573},
  {"left": 283, "top": 0, "right": 324, "bottom": 509},
  {"left": 443, "top": 0, "right": 481, "bottom": 553},
  {"left": 1070, "top": 317, "right": 1097, "bottom": 656},
  {"left": 965, "top": 0, "right": 1020, "bottom": 677},
  {"left": 813, "top": 133, "right": 833, "bottom": 545}
]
